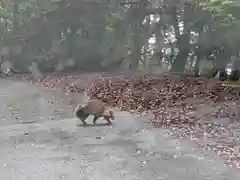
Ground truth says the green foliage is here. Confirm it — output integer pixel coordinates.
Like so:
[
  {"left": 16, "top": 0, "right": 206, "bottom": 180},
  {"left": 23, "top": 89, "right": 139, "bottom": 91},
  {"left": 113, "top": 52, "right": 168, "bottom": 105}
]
[{"left": 0, "top": 0, "right": 240, "bottom": 72}]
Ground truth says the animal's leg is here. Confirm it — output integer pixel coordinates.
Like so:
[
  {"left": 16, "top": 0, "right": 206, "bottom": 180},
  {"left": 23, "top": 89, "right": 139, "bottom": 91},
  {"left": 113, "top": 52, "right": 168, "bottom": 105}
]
[
  {"left": 93, "top": 115, "right": 100, "bottom": 124},
  {"left": 80, "top": 114, "right": 89, "bottom": 125},
  {"left": 103, "top": 116, "right": 112, "bottom": 125}
]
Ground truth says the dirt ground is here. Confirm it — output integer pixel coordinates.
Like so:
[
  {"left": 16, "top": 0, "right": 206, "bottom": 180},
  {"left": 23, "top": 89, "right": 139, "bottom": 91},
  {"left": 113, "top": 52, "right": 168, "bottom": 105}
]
[{"left": 0, "top": 78, "right": 239, "bottom": 179}]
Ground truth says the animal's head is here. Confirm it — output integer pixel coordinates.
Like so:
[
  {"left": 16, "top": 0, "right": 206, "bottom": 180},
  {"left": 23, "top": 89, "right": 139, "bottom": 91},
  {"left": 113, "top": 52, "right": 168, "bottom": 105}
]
[{"left": 74, "top": 104, "right": 85, "bottom": 117}]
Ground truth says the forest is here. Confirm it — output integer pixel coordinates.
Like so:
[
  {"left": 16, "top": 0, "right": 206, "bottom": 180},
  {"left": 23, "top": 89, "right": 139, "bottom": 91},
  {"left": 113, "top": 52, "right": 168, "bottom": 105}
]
[
  {"left": 2, "top": 0, "right": 240, "bottom": 169},
  {"left": 0, "top": 0, "right": 239, "bottom": 74}
]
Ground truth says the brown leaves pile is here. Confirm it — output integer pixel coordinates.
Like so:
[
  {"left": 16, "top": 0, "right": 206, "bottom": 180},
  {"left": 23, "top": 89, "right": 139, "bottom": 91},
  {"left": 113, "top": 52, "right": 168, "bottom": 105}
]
[
  {"left": 86, "top": 75, "right": 240, "bottom": 126},
  {"left": 12, "top": 72, "right": 108, "bottom": 92},
  {"left": 85, "top": 74, "right": 240, "bottom": 168}
]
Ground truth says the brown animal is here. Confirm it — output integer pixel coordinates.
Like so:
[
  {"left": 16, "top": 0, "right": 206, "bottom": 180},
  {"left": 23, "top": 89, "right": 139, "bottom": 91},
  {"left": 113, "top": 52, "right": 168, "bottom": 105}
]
[{"left": 74, "top": 99, "right": 115, "bottom": 126}]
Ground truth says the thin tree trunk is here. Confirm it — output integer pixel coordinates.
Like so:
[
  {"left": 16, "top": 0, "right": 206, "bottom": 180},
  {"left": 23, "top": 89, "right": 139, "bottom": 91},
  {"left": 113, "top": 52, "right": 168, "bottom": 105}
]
[{"left": 171, "top": 6, "right": 190, "bottom": 72}]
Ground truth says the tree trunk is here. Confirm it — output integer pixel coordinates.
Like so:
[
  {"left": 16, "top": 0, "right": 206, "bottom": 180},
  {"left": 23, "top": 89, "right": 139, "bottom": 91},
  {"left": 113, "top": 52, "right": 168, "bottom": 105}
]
[
  {"left": 170, "top": 6, "right": 190, "bottom": 72},
  {"left": 67, "top": 24, "right": 77, "bottom": 58},
  {"left": 215, "top": 46, "right": 229, "bottom": 69},
  {"left": 128, "top": 0, "right": 149, "bottom": 70},
  {"left": 171, "top": 34, "right": 190, "bottom": 72},
  {"left": 12, "top": 0, "right": 19, "bottom": 33},
  {"left": 130, "top": 33, "right": 142, "bottom": 69}
]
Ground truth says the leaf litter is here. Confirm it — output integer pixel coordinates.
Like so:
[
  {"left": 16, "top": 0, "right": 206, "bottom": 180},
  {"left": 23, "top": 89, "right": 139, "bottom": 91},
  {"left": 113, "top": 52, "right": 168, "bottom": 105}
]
[{"left": 11, "top": 72, "right": 240, "bottom": 169}]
